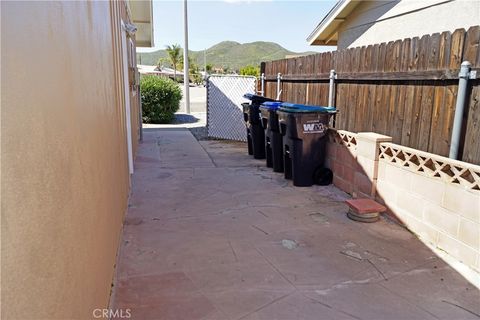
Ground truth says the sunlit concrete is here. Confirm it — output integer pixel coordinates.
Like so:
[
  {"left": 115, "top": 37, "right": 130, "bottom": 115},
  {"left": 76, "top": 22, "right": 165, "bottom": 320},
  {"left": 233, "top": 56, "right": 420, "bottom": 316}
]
[{"left": 111, "top": 128, "right": 480, "bottom": 320}]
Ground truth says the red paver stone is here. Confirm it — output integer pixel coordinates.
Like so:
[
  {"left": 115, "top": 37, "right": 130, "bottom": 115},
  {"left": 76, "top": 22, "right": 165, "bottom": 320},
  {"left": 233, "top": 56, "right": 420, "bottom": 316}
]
[{"left": 345, "top": 198, "right": 387, "bottom": 215}]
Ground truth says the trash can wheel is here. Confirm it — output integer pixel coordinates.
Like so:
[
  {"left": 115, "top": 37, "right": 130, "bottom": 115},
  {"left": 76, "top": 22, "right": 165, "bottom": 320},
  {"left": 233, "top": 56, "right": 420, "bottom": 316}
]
[{"left": 313, "top": 167, "right": 333, "bottom": 186}]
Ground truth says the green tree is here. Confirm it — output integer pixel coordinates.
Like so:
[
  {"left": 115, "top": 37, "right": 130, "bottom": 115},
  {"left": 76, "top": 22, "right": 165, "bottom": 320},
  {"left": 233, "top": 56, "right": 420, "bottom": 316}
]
[
  {"left": 156, "top": 57, "right": 169, "bottom": 70},
  {"left": 179, "top": 56, "right": 204, "bottom": 85},
  {"left": 240, "top": 65, "right": 260, "bottom": 77},
  {"left": 165, "top": 44, "right": 181, "bottom": 81},
  {"left": 205, "top": 63, "right": 213, "bottom": 74},
  {"left": 178, "top": 55, "right": 194, "bottom": 73}
]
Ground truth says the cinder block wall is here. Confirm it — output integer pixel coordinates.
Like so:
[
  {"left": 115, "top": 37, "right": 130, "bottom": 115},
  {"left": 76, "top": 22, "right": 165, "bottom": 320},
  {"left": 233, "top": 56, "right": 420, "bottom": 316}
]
[
  {"left": 376, "top": 144, "right": 480, "bottom": 274},
  {"left": 325, "top": 129, "right": 480, "bottom": 276},
  {"left": 325, "top": 130, "right": 378, "bottom": 200}
]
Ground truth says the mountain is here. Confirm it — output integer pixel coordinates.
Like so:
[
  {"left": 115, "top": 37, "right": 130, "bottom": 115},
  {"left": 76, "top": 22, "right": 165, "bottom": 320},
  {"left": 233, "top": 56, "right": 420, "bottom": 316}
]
[{"left": 137, "top": 41, "right": 316, "bottom": 71}]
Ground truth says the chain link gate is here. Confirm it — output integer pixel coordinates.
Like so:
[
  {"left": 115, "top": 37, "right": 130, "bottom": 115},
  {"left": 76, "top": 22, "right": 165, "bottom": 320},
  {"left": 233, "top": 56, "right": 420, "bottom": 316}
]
[{"left": 207, "top": 75, "right": 257, "bottom": 141}]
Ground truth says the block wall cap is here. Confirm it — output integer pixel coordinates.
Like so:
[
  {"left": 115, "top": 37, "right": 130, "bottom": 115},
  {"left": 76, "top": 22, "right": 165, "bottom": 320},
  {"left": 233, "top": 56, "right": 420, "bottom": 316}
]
[{"left": 357, "top": 132, "right": 392, "bottom": 143}]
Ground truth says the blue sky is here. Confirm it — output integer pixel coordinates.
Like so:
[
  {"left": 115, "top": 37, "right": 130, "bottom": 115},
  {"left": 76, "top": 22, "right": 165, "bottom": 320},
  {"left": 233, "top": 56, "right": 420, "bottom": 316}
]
[{"left": 138, "top": 0, "right": 337, "bottom": 53}]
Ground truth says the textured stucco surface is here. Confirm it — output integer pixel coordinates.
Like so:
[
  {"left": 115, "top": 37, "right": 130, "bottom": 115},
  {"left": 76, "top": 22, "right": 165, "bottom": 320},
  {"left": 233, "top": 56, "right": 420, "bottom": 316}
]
[
  {"left": 1, "top": 1, "right": 137, "bottom": 318},
  {"left": 337, "top": 0, "right": 480, "bottom": 49}
]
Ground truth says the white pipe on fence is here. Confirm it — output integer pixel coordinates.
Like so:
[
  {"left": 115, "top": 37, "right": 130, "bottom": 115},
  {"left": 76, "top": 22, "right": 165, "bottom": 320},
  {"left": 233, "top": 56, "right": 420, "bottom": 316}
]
[
  {"left": 449, "top": 61, "right": 472, "bottom": 160},
  {"left": 328, "top": 69, "right": 337, "bottom": 107},
  {"left": 276, "top": 73, "right": 282, "bottom": 100},
  {"left": 260, "top": 73, "right": 265, "bottom": 96}
]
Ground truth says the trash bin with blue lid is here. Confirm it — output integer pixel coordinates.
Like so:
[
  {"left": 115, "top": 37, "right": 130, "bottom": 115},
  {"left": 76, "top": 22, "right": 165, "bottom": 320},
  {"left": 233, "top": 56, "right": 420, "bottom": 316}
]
[
  {"left": 242, "top": 93, "right": 277, "bottom": 159},
  {"left": 278, "top": 102, "right": 336, "bottom": 187},
  {"left": 260, "top": 101, "right": 284, "bottom": 172}
]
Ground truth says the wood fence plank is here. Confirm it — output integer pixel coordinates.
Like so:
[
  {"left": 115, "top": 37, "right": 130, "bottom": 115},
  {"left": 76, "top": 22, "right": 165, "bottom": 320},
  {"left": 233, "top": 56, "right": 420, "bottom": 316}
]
[
  {"left": 354, "top": 46, "right": 366, "bottom": 131},
  {"left": 429, "top": 31, "right": 452, "bottom": 156},
  {"left": 391, "top": 39, "right": 411, "bottom": 144},
  {"left": 371, "top": 43, "right": 385, "bottom": 133},
  {"left": 336, "top": 82, "right": 346, "bottom": 128},
  {"left": 462, "top": 85, "right": 480, "bottom": 163},
  {"left": 335, "top": 49, "right": 347, "bottom": 128},
  {"left": 410, "top": 35, "right": 431, "bottom": 149},
  {"left": 418, "top": 34, "right": 440, "bottom": 151},
  {"left": 348, "top": 48, "right": 361, "bottom": 130},
  {"left": 377, "top": 42, "right": 392, "bottom": 135},
  {"left": 383, "top": 41, "right": 395, "bottom": 136},
  {"left": 427, "top": 33, "right": 441, "bottom": 70},
  {"left": 418, "top": 81, "right": 435, "bottom": 151},
  {"left": 461, "top": 27, "right": 480, "bottom": 163},
  {"left": 401, "top": 37, "right": 420, "bottom": 146},
  {"left": 463, "top": 26, "right": 480, "bottom": 65},
  {"left": 429, "top": 83, "right": 449, "bottom": 156},
  {"left": 260, "top": 26, "right": 480, "bottom": 164},
  {"left": 450, "top": 28, "right": 466, "bottom": 69},
  {"left": 389, "top": 40, "right": 404, "bottom": 141}
]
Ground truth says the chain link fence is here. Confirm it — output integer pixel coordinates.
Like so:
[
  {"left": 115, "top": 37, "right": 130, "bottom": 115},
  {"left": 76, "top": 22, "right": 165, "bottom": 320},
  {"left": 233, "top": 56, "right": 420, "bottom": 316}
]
[{"left": 207, "top": 75, "right": 256, "bottom": 141}]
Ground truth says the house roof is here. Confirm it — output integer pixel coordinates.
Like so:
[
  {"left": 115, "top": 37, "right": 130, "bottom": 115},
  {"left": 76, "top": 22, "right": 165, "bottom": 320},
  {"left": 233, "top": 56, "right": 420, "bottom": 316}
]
[
  {"left": 128, "top": 0, "right": 154, "bottom": 48},
  {"left": 306, "top": 0, "right": 361, "bottom": 46}
]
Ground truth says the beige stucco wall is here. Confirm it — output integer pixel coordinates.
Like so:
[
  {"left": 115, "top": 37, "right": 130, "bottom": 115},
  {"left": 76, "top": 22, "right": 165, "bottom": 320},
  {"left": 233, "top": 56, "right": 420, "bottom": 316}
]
[
  {"left": 337, "top": 0, "right": 480, "bottom": 49},
  {"left": 1, "top": 1, "right": 139, "bottom": 318}
]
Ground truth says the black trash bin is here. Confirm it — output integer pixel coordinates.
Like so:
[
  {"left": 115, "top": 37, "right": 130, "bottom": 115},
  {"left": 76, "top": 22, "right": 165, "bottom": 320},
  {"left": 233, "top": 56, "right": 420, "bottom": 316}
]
[
  {"left": 278, "top": 103, "right": 336, "bottom": 187},
  {"left": 242, "top": 93, "right": 276, "bottom": 159},
  {"left": 260, "top": 101, "right": 284, "bottom": 172}
]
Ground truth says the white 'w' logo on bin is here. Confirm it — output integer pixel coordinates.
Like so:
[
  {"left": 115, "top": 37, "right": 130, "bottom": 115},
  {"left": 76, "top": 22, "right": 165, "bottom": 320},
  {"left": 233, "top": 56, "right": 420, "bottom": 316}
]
[{"left": 303, "top": 122, "right": 326, "bottom": 134}]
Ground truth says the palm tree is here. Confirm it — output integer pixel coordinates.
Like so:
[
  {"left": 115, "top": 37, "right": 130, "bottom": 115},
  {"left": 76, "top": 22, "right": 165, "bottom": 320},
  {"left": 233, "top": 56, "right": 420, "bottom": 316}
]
[{"left": 165, "top": 44, "right": 181, "bottom": 81}]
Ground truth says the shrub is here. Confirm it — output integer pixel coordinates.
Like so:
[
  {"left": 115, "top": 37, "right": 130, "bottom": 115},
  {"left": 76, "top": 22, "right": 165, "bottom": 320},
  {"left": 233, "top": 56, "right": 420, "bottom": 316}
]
[
  {"left": 240, "top": 65, "right": 260, "bottom": 77},
  {"left": 140, "top": 75, "right": 182, "bottom": 123}
]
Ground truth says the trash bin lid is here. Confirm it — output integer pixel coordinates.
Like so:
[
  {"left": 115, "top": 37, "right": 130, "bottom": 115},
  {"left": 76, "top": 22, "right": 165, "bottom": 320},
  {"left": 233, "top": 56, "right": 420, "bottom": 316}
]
[
  {"left": 243, "top": 93, "right": 276, "bottom": 104},
  {"left": 279, "top": 102, "right": 336, "bottom": 113},
  {"left": 260, "top": 101, "right": 283, "bottom": 110}
]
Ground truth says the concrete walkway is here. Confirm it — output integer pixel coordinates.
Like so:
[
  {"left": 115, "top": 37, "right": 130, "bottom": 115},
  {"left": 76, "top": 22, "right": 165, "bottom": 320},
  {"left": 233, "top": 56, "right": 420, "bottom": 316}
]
[{"left": 111, "top": 128, "right": 480, "bottom": 320}]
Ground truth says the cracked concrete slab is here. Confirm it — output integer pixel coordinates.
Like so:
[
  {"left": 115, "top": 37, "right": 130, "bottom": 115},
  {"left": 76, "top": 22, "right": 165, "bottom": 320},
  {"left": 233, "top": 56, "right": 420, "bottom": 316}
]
[{"left": 111, "top": 128, "right": 480, "bottom": 320}]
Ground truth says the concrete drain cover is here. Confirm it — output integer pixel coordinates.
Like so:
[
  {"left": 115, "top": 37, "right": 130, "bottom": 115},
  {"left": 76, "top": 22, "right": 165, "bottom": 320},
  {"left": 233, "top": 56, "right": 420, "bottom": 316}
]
[{"left": 282, "top": 239, "right": 298, "bottom": 250}]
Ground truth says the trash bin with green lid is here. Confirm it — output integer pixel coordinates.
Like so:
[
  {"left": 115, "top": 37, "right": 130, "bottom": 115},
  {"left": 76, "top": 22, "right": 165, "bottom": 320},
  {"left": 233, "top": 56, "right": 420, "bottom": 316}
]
[
  {"left": 242, "top": 93, "right": 277, "bottom": 159},
  {"left": 278, "top": 103, "right": 336, "bottom": 187},
  {"left": 260, "top": 101, "right": 284, "bottom": 172}
]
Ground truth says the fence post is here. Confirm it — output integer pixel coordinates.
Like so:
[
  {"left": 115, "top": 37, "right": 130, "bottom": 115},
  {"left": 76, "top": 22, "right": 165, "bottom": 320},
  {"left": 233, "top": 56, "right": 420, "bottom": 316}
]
[
  {"left": 328, "top": 69, "right": 337, "bottom": 107},
  {"left": 449, "top": 61, "right": 472, "bottom": 160},
  {"left": 260, "top": 73, "right": 265, "bottom": 97},
  {"left": 259, "top": 62, "right": 266, "bottom": 96},
  {"left": 276, "top": 73, "right": 282, "bottom": 100}
]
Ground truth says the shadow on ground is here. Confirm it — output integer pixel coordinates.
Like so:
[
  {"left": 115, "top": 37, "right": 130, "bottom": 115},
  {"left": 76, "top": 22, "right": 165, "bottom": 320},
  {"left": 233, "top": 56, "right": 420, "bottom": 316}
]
[
  {"left": 112, "top": 128, "right": 480, "bottom": 320},
  {"left": 173, "top": 113, "right": 202, "bottom": 124}
]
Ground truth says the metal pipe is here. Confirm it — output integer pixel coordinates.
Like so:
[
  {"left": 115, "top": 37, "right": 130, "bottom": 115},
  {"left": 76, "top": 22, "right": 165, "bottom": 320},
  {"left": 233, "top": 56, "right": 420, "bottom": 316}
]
[
  {"left": 276, "top": 73, "right": 282, "bottom": 100},
  {"left": 260, "top": 73, "right": 265, "bottom": 96},
  {"left": 138, "top": 80, "right": 143, "bottom": 142},
  {"left": 183, "top": 0, "right": 190, "bottom": 114},
  {"left": 328, "top": 69, "right": 336, "bottom": 107},
  {"left": 449, "top": 61, "right": 472, "bottom": 160}
]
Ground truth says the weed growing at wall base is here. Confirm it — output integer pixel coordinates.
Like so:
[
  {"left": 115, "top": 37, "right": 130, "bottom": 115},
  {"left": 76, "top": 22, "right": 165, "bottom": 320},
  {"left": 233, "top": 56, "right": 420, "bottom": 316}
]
[{"left": 140, "top": 75, "right": 182, "bottom": 124}]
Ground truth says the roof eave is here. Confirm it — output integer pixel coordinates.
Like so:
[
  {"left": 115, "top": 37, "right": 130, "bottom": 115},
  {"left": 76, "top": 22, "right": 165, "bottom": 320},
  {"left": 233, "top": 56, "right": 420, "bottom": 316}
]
[
  {"left": 307, "top": 0, "right": 359, "bottom": 46},
  {"left": 128, "top": 0, "right": 154, "bottom": 48}
]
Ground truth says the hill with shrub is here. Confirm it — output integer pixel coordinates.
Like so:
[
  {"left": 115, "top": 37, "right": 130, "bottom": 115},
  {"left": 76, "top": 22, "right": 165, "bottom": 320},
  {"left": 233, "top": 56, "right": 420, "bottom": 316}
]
[{"left": 137, "top": 41, "right": 316, "bottom": 71}]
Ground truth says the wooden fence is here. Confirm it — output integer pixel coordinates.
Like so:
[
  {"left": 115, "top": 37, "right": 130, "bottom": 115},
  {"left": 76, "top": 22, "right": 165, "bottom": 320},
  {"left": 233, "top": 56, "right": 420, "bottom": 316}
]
[{"left": 261, "top": 26, "right": 480, "bottom": 165}]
